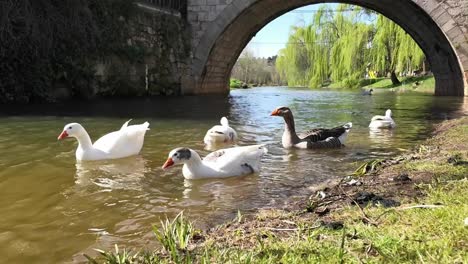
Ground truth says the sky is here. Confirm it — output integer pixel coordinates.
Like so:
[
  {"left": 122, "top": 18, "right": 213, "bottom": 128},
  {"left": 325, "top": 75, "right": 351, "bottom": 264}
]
[
  {"left": 244, "top": 5, "right": 327, "bottom": 58},
  {"left": 243, "top": 4, "right": 344, "bottom": 58}
]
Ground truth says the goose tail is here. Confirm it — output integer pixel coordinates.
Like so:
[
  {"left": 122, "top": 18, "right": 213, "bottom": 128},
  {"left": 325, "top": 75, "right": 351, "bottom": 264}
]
[
  {"left": 343, "top": 122, "right": 353, "bottom": 131},
  {"left": 220, "top": 117, "right": 229, "bottom": 127},
  {"left": 120, "top": 119, "right": 132, "bottom": 131},
  {"left": 142, "top": 121, "right": 150, "bottom": 130}
]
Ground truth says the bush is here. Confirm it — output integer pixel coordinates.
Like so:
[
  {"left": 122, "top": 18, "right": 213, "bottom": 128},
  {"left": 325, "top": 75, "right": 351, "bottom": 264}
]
[{"left": 230, "top": 78, "right": 242, "bottom": 88}]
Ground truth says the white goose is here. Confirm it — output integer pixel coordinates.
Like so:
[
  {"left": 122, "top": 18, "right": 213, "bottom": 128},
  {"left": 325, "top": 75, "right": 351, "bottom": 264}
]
[
  {"left": 58, "top": 120, "right": 149, "bottom": 161},
  {"left": 203, "top": 117, "right": 238, "bottom": 145},
  {"left": 162, "top": 145, "right": 267, "bottom": 179},
  {"left": 369, "top": 109, "right": 396, "bottom": 129}
]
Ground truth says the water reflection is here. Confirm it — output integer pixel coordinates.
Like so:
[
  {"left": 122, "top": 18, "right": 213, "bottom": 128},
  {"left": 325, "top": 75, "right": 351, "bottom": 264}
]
[
  {"left": 204, "top": 141, "right": 236, "bottom": 151},
  {"left": 74, "top": 156, "right": 148, "bottom": 191},
  {"left": 368, "top": 128, "right": 395, "bottom": 145}
]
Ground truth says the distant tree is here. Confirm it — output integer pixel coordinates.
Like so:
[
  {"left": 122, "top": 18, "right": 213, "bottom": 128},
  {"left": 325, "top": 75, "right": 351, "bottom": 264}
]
[
  {"left": 231, "top": 49, "right": 284, "bottom": 86},
  {"left": 275, "top": 4, "right": 425, "bottom": 88}
]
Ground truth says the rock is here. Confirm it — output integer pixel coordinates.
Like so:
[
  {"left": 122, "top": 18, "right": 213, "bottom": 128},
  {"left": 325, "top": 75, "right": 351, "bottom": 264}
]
[
  {"left": 320, "top": 221, "right": 344, "bottom": 230},
  {"left": 314, "top": 207, "right": 330, "bottom": 216},
  {"left": 393, "top": 173, "right": 412, "bottom": 182},
  {"left": 346, "top": 179, "right": 363, "bottom": 186},
  {"left": 353, "top": 191, "right": 400, "bottom": 208}
]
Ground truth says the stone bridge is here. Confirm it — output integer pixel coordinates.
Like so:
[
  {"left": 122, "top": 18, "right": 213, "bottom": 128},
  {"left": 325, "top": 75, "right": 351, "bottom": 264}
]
[{"left": 175, "top": 0, "right": 468, "bottom": 96}]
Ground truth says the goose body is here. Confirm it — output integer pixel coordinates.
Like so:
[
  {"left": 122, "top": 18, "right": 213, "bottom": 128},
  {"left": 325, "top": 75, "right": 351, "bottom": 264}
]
[
  {"left": 271, "top": 106, "right": 352, "bottom": 149},
  {"left": 203, "top": 117, "right": 238, "bottom": 145},
  {"left": 362, "top": 88, "right": 374, "bottom": 95},
  {"left": 58, "top": 120, "right": 149, "bottom": 161},
  {"left": 162, "top": 145, "right": 267, "bottom": 179},
  {"left": 369, "top": 109, "right": 396, "bottom": 129}
]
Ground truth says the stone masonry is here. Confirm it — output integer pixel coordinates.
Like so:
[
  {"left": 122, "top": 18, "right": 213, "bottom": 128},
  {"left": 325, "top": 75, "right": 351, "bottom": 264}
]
[{"left": 183, "top": 0, "right": 468, "bottom": 96}]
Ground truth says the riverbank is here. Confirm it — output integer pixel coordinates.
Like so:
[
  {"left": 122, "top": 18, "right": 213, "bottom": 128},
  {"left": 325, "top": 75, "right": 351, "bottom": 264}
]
[
  {"left": 90, "top": 116, "right": 467, "bottom": 263},
  {"left": 327, "top": 75, "right": 435, "bottom": 93}
]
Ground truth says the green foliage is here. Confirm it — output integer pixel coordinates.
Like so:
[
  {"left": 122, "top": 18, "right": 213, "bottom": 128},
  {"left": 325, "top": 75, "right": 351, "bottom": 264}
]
[
  {"left": 353, "top": 159, "right": 384, "bottom": 176},
  {"left": 230, "top": 78, "right": 243, "bottom": 88},
  {"left": 0, "top": 0, "right": 139, "bottom": 103},
  {"left": 85, "top": 245, "right": 140, "bottom": 264},
  {"left": 152, "top": 211, "right": 193, "bottom": 262},
  {"left": 276, "top": 4, "right": 425, "bottom": 89}
]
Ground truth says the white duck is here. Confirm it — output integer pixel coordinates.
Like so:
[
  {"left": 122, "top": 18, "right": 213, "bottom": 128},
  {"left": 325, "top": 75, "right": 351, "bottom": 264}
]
[
  {"left": 58, "top": 120, "right": 149, "bottom": 161},
  {"left": 162, "top": 145, "right": 267, "bottom": 179},
  {"left": 203, "top": 117, "right": 238, "bottom": 145},
  {"left": 369, "top": 109, "right": 396, "bottom": 129}
]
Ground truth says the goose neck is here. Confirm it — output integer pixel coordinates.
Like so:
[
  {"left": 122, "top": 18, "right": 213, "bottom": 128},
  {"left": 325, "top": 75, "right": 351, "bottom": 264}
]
[
  {"left": 283, "top": 112, "right": 296, "bottom": 133},
  {"left": 75, "top": 131, "right": 93, "bottom": 150}
]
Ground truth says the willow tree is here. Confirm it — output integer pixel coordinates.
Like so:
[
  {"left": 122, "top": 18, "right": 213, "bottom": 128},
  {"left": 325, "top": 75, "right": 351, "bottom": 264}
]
[
  {"left": 276, "top": 4, "right": 425, "bottom": 88},
  {"left": 330, "top": 7, "right": 373, "bottom": 85},
  {"left": 396, "top": 30, "right": 425, "bottom": 75},
  {"left": 371, "top": 15, "right": 425, "bottom": 85},
  {"left": 276, "top": 27, "right": 312, "bottom": 86},
  {"left": 277, "top": 4, "right": 373, "bottom": 88}
]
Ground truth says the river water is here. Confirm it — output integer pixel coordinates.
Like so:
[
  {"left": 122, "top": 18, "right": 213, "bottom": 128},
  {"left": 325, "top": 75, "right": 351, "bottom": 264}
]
[{"left": 0, "top": 87, "right": 466, "bottom": 263}]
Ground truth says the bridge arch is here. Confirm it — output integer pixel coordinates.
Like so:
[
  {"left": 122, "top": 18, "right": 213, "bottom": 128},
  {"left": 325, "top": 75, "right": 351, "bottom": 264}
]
[{"left": 186, "top": 0, "right": 468, "bottom": 96}]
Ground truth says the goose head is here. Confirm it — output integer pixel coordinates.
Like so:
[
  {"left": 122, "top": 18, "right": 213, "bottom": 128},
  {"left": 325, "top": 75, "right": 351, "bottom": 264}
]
[
  {"left": 270, "top": 106, "right": 292, "bottom": 117},
  {"left": 162, "top": 148, "right": 192, "bottom": 169},
  {"left": 58, "top": 123, "right": 86, "bottom": 140}
]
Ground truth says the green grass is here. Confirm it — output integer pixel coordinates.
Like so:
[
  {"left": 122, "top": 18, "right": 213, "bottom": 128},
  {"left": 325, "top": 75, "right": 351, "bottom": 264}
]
[
  {"left": 364, "top": 75, "right": 435, "bottom": 91},
  {"left": 326, "top": 75, "right": 435, "bottom": 93}
]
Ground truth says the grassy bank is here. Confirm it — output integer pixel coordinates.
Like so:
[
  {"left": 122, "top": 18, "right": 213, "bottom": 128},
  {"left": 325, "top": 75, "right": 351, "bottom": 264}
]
[
  {"left": 363, "top": 75, "right": 435, "bottom": 92},
  {"left": 327, "top": 75, "right": 435, "bottom": 93},
  {"left": 88, "top": 117, "right": 467, "bottom": 263}
]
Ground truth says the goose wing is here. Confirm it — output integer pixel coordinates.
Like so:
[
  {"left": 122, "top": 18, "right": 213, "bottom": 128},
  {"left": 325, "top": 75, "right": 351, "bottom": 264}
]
[
  {"left": 300, "top": 126, "right": 347, "bottom": 142},
  {"left": 371, "top": 115, "right": 386, "bottom": 121},
  {"left": 93, "top": 120, "right": 149, "bottom": 154},
  {"left": 203, "top": 145, "right": 266, "bottom": 173}
]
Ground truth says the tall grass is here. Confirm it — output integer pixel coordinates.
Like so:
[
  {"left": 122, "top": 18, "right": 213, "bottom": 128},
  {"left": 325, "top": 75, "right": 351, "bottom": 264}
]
[{"left": 152, "top": 211, "right": 193, "bottom": 262}]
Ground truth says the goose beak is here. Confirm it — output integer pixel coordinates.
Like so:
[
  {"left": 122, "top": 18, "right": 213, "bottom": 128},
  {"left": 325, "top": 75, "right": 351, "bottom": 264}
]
[
  {"left": 58, "top": 131, "right": 69, "bottom": 140},
  {"left": 162, "top": 158, "right": 174, "bottom": 169},
  {"left": 271, "top": 109, "right": 280, "bottom": 116}
]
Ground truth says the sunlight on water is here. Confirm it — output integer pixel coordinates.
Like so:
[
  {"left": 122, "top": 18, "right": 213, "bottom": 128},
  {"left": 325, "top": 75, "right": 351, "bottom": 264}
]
[{"left": 0, "top": 87, "right": 465, "bottom": 263}]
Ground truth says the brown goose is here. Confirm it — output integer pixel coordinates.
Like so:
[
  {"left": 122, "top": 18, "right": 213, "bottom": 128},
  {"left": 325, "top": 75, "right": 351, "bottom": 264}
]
[{"left": 271, "top": 106, "right": 352, "bottom": 149}]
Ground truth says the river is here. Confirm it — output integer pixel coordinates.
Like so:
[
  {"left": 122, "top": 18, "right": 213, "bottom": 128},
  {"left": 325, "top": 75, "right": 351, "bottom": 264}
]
[{"left": 0, "top": 87, "right": 465, "bottom": 263}]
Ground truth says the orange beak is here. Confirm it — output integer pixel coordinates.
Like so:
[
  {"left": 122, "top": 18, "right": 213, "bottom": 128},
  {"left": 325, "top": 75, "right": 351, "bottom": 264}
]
[
  {"left": 162, "top": 158, "right": 174, "bottom": 169},
  {"left": 58, "top": 131, "right": 69, "bottom": 140},
  {"left": 271, "top": 109, "right": 280, "bottom": 116}
]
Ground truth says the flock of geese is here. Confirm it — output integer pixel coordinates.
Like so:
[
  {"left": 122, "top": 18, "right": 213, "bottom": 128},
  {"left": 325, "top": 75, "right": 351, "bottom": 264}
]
[{"left": 58, "top": 107, "right": 396, "bottom": 180}]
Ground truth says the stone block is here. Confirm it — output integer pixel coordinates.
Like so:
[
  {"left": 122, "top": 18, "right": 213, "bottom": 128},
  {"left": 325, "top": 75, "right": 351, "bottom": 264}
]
[
  {"left": 198, "top": 12, "right": 208, "bottom": 21},
  {"left": 441, "top": 19, "right": 456, "bottom": 33},
  {"left": 191, "top": 0, "right": 206, "bottom": 5},
  {"left": 436, "top": 11, "right": 453, "bottom": 27},
  {"left": 216, "top": 4, "right": 227, "bottom": 12},
  {"left": 208, "top": 12, "right": 218, "bottom": 21}
]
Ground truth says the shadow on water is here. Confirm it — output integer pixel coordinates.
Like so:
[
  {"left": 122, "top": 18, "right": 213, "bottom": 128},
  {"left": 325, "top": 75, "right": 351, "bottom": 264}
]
[{"left": 0, "top": 95, "right": 232, "bottom": 119}]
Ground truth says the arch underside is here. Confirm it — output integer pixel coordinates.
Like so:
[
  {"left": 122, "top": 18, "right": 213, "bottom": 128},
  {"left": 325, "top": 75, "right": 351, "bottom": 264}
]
[{"left": 195, "top": 0, "right": 465, "bottom": 96}]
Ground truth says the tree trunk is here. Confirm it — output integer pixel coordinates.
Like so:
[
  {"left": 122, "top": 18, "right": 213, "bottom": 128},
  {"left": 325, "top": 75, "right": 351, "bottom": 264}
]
[{"left": 390, "top": 70, "right": 401, "bottom": 85}]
